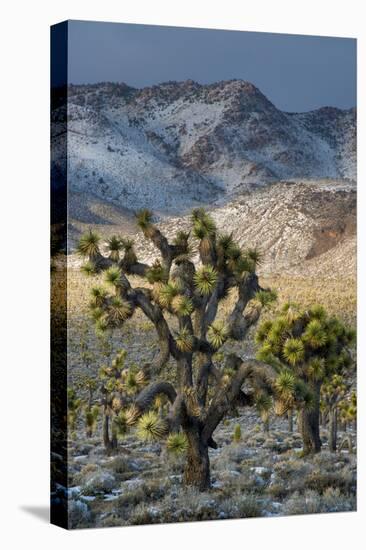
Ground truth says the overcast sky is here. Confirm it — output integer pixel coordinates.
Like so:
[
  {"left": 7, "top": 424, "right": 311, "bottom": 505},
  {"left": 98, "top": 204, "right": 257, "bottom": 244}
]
[{"left": 65, "top": 20, "right": 356, "bottom": 113}]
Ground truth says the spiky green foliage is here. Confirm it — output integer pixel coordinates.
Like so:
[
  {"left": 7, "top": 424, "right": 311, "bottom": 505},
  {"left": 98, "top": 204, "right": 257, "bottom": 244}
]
[
  {"left": 136, "top": 411, "right": 168, "bottom": 442},
  {"left": 226, "top": 244, "right": 242, "bottom": 271},
  {"left": 283, "top": 338, "right": 305, "bottom": 366},
  {"left": 275, "top": 370, "right": 296, "bottom": 405},
  {"left": 158, "top": 281, "right": 180, "bottom": 308},
  {"left": 171, "top": 295, "right": 193, "bottom": 317},
  {"left": 233, "top": 424, "right": 242, "bottom": 443},
  {"left": 175, "top": 327, "right": 194, "bottom": 353},
  {"left": 192, "top": 210, "right": 216, "bottom": 239},
  {"left": 123, "top": 370, "right": 143, "bottom": 395},
  {"left": 193, "top": 265, "right": 218, "bottom": 295},
  {"left": 254, "top": 289, "right": 278, "bottom": 309},
  {"left": 303, "top": 319, "right": 327, "bottom": 349},
  {"left": 85, "top": 405, "right": 99, "bottom": 435},
  {"left": 105, "top": 266, "right": 122, "bottom": 287},
  {"left": 67, "top": 388, "right": 82, "bottom": 432},
  {"left": 308, "top": 304, "right": 327, "bottom": 322},
  {"left": 90, "top": 286, "right": 108, "bottom": 308},
  {"left": 124, "top": 404, "right": 141, "bottom": 426},
  {"left": 298, "top": 383, "right": 316, "bottom": 411},
  {"left": 166, "top": 432, "right": 188, "bottom": 455},
  {"left": 113, "top": 411, "right": 129, "bottom": 437},
  {"left": 255, "top": 392, "right": 272, "bottom": 422},
  {"left": 108, "top": 297, "right": 132, "bottom": 323},
  {"left": 95, "top": 315, "right": 109, "bottom": 335},
  {"left": 81, "top": 261, "right": 97, "bottom": 276},
  {"left": 307, "top": 357, "right": 325, "bottom": 381},
  {"left": 135, "top": 208, "right": 153, "bottom": 231},
  {"left": 77, "top": 230, "right": 100, "bottom": 258},
  {"left": 90, "top": 306, "right": 104, "bottom": 321},
  {"left": 106, "top": 235, "right": 123, "bottom": 261},
  {"left": 245, "top": 247, "right": 263, "bottom": 266},
  {"left": 217, "top": 233, "right": 234, "bottom": 256},
  {"left": 255, "top": 320, "right": 273, "bottom": 344},
  {"left": 282, "top": 302, "right": 301, "bottom": 323},
  {"left": 207, "top": 320, "right": 229, "bottom": 349},
  {"left": 146, "top": 260, "right": 166, "bottom": 284},
  {"left": 173, "top": 230, "right": 189, "bottom": 245},
  {"left": 191, "top": 207, "right": 206, "bottom": 223}
]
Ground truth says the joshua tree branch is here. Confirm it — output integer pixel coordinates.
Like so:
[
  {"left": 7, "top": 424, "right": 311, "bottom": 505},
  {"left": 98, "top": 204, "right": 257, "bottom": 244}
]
[
  {"left": 227, "top": 272, "right": 260, "bottom": 339},
  {"left": 135, "top": 381, "right": 177, "bottom": 413},
  {"left": 202, "top": 358, "right": 277, "bottom": 442}
]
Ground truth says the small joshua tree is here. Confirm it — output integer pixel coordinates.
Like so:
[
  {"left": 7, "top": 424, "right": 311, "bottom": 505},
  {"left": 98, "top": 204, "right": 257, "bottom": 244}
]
[
  {"left": 255, "top": 392, "right": 272, "bottom": 433},
  {"left": 74, "top": 374, "right": 99, "bottom": 438},
  {"left": 256, "top": 303, "right": 355, "bottom": 455},
  {"left": 321, "top": 374, "right": 347, "bottom": 451},
  {"left": 233, "top": 423, "right": 242, "bottom": 443},
  {"left": 67, "top": 388, "right": 82, "bottom": 439},
  {"left": 97, "top": 349, "right": 148, "bottom": 452},
  {"left": 78, "top": 208, "right": 277, "bottom": 489}
]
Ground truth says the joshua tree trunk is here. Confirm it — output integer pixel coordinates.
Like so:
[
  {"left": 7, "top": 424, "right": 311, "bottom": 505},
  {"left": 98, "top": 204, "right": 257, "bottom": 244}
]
[
  {"left": 299, "top": 382, "right": 322, "bottom": 455},
  {"left": 328, "top": 407, "right": 337, "bottom": 452},
  {"left": 263, "top": 417, "right": 270, "bottom": 433},
  {"left": 102, "top": 413, "right": 110, "bottom": 449},
  {"left": 288, "top": 410, "right": 293, "bottom": 433},
  {"left": 300, "top": 408, "right": 321, "bottom": 454},
  {"left": 183, "top": 428, "right": 210, "bottom": 491}
]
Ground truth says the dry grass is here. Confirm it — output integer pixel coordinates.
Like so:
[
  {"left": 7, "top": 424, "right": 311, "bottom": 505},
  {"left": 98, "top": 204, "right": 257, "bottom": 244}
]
[{"left": 56, "top": 267, "right": 356, "bottom": 328}]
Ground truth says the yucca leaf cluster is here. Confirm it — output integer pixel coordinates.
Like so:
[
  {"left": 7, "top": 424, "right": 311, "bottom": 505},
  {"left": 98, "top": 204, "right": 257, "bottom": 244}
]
[
  {"left": 256, "top": 304, "right": 355, "bottom": 415},
  {"left": 136, "top": 411, "right": 168, "bottom": 442}
]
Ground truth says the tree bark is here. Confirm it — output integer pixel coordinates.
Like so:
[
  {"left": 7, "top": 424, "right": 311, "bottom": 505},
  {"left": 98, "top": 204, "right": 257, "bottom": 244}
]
[
  {"left": 299, "top": 404, "right": 321, "bottom": 456},
  {"left": 299, "top": 382, "right": 322, "bottom": 455},
  {"left": 328, "top": 407, "right": 337, "bottom": 452},
  {"left": 102, "top": 413, "right": 110, "bottom": 450},
  {"left": 183, "top": 428, "right": 210, "bottom": 491}
]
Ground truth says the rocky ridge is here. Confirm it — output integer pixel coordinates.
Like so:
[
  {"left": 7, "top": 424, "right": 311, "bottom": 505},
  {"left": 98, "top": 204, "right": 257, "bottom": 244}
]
[{"left": 52, "top": 79, "right": 356, "bottom": 212}]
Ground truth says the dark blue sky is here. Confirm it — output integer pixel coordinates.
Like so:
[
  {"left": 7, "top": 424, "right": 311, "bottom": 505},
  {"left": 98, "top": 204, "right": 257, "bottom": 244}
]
[{"left": 66, "top": 20, "right": 356, "bottom": 113}]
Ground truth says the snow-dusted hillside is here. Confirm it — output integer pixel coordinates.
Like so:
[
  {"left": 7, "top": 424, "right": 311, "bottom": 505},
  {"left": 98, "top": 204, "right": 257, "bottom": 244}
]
[{"left": 52, "top": 80, "right": 356, "bottom": 212}]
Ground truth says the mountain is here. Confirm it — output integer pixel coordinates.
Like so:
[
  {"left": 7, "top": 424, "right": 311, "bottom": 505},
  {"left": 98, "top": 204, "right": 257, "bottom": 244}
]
[
  {"left": 52, "top": 80, "right": 356, "bottom": 212},
  {"left": 68, "top": 180, "right": 356, "bottom": 280}
]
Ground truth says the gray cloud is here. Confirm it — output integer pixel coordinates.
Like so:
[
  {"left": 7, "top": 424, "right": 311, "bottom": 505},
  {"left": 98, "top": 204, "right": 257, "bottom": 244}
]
[{"left": 67, "top": 20, "right": 356, "bottom": 112}]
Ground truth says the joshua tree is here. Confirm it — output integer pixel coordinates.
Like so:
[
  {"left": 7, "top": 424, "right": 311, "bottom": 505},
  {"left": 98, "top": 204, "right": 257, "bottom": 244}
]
[
  {"left": 78, "top": 208, "right": 277, "bottom": 489},
  {"left": 233, "top": 423, "right": 242, "bottom": 443},
  {"left": 338, "top": 391, "right": 357, "bottom": 453},
  {"left": 256, "top": 303, "right": 355, "bottom": 455},
  {"left": 67, "top": 388, "right": 82, "bottom": 439},
  {"left": 321, "top": 374, "right": 347, "bottom": 451},
  {"left": 74, "top": 374, "right": 99, "bottom": 437},
  {"left": 255, "top": 392, "right": 272, "bottom": 433},
  {"left": 97, "top": 349, "right": 148, "bottom": 452}
]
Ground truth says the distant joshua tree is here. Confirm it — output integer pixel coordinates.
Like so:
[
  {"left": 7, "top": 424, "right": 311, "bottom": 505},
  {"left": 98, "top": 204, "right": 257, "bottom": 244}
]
[
  {"left": 255, "top": 304, "right": 355, "bottom": 455},
  {"left": 78, "top": 208, "right": 278, "bottom": 490},
  {"left": 321, "top": 374, "right": 347, "bottom": 451}
]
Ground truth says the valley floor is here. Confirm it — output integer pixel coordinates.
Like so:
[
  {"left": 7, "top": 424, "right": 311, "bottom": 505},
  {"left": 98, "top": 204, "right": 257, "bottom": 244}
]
[{"left": 65, "top": 409, "right": 356, "bottom": 529}]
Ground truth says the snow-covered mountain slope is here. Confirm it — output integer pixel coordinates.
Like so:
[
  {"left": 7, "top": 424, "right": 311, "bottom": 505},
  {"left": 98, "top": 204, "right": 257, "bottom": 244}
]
[{"left": 52, "top": 80, "right": 356, "bottom": 212}]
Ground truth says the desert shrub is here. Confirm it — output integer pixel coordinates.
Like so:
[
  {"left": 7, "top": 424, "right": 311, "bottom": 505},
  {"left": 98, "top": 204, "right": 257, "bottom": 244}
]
[
  {"left": 68, "top": 499, "right": 92, "bottom": 528},
  {"left": 304, "top": 468, "right": 355, "bottom": 495},
  {"left": 220, "top": 493, "right": 262, "bottom": 518},
  {"left": 116, "top": 487, "right": 146, "bottom": 512},
  {"left": 106, "top": 456, "right": 130, "bottom": 474},
  {"left": 282, "top": 490, "right": 322, "bottom": 515},
  {"left": 73, "top": 463, "right": 98, "bottom": 485},
  {"left": 282, "top": 488, "right": 356, "bottom": 516}
]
